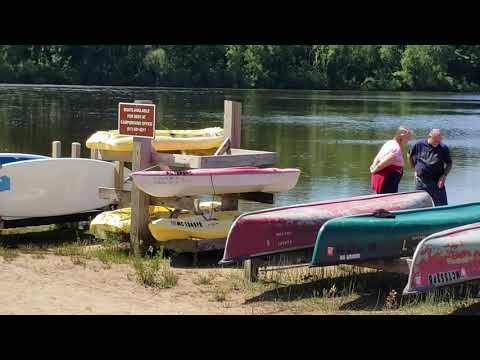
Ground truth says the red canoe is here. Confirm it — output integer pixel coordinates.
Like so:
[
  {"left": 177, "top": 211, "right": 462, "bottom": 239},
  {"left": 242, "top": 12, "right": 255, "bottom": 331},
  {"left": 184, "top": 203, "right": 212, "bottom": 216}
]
[{"left": 220, "top": 191, "right": 434, "bottom": 264}]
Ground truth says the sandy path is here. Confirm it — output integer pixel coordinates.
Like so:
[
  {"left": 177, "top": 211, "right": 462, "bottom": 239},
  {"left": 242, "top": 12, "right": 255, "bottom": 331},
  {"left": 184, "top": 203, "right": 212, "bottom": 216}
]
[{"left": 0, "top": 254, "right": 288, "bottom": 315}]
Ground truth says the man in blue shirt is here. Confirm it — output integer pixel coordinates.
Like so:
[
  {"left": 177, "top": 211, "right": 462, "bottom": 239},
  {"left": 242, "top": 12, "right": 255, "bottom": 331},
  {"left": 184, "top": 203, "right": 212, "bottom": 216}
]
[{"left": 407, "top": 129, "right": 452, "bottom": 206}]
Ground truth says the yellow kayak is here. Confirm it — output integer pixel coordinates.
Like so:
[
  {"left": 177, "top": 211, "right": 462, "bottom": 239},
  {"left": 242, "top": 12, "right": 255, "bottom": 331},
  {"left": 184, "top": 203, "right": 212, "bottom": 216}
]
[
  {"left": 85, "top": 127, "right": 224, "bottom": 152},
  {"left": 89, "top": 202, "right": 222, "bottom": 239},
  {"left": 149, "top": 211, "right": 241, "bottom": 241}
]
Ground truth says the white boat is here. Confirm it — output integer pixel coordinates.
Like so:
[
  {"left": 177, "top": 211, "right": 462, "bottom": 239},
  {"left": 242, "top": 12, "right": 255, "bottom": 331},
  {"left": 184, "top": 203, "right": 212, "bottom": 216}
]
[
  {"left": 0, "top": 158, "right": 131, "bottom": 218},
  {"left": 131, "top": 166, "right": 301, "bottom": 197}
]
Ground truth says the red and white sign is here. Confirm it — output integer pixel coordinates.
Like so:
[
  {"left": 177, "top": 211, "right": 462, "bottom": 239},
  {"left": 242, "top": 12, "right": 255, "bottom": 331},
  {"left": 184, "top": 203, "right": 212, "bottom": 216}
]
[{"left": 118, "top": 102, "right": 156, "bottom": 138}]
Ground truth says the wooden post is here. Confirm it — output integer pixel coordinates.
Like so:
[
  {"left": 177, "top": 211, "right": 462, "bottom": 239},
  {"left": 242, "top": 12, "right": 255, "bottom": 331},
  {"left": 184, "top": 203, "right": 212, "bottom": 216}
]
[
  {"left": 52, "top": 141, "right": 61, "bottom": 158},
  {"left": 222, "top": 100, "right": 241, "bottom": 211},
  {"left": 71, "top": 142, "right": 81, "bottom": 158},
  {"left": 114, "top": 161, "right": 125, "bottom": 190},
  {"left": 90, "top": 148, "right": 99, "bottom": 159},
  {"left": 129, "top": 100, "right": 154, "bottom": 256},
  {"left": 244, "top": 259, "right": 262, "bottom": 282},
  {"left": 224, "top": 100, "right": 241, "bottom": 149}
]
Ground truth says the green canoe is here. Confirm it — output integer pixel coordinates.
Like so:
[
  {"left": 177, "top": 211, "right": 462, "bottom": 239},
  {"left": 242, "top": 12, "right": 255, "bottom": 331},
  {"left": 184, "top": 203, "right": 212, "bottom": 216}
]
[{"left": 310, "top": 202, "right": 480, "bottom": 267}]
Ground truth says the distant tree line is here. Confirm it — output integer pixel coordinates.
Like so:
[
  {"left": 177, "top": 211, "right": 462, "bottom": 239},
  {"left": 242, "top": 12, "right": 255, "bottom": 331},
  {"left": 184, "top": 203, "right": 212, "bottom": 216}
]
[{"left": 0, "top": 45, "right": 479, "bottom": 91}]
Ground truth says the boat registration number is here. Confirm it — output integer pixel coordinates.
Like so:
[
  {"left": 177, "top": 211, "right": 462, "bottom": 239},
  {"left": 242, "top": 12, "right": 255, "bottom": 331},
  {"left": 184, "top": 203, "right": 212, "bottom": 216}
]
[{"left": 428, "top": 270, "right": 462, "bottom": 285}]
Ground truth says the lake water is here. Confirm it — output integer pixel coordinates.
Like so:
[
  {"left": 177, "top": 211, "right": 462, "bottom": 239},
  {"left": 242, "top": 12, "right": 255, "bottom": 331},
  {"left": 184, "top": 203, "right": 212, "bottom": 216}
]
[{"left": 1, "top": 84, "right": 479, "bottom": 208}]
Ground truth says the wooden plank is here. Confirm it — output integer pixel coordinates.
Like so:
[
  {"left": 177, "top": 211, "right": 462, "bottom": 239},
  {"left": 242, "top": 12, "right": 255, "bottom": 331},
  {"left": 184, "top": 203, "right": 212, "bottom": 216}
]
[
  {"left": 99, "top": 187, "right": 197, "bottom": 212},
  {"left": 97, "top": 148, "right": 277, "bottom": 168},
  {"left": 71, "top": 142, "right": 81, "bottom": 158},
  {"left": 214, "top": 137, "right": 231, "bottom": 156},
  {"left": 198, "top": 152, "right": 277, "bottom": 168},
  {"left": 52, "top": 141, "right": 61, "bottom": 158}
]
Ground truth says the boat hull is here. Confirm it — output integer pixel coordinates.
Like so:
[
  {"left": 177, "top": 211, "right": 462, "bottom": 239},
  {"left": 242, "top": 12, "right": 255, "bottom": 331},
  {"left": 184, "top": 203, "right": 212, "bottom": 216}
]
[
  {"left": 86, "top": 127, "right": 224, "bottom": 152},
  {"left": 220, "top": 191, "right": 433, "bottom": 264},
  {"left": 403, "top": 222, "right": 480, "bottom": 295},
  {"left": 132, "top": 167, "right": 300, "bottom": 197},
  {"left": 310, "top": 203, "right": 480, "bottom": 267},
  {"left": 0, "top": 158, "right": 130, "bottom": 217},
  {"left": 149, "top": 210, "right": 241, "bottom": 241}
]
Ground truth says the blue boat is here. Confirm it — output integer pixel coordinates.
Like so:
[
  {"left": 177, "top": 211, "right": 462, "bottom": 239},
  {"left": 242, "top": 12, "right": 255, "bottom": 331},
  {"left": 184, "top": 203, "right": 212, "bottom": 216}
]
[{"left": 0, "top": 153, "right": 49, "bottom": 165}]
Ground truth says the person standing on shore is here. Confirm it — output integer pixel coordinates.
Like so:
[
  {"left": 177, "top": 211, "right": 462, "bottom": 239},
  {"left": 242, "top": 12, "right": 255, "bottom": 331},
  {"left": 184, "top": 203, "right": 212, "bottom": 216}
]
[
  {"left": 407, "top": 128, "right": 452, "bottom": 206},
  {"left": 370, "top": 126, "right": 412, "bottom": 194}
]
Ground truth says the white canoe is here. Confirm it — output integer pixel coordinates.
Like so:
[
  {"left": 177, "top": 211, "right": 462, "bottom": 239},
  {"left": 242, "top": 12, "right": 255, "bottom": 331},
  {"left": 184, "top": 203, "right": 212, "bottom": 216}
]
[
  {"left": 131, "top": 167, "right": 301, "bottom": 197},
  {"left": 403, "top": 222, "right": 480, "bottom": 295},
  {"left": 0, "top": 158, "right": 130, "bottom": 218}
]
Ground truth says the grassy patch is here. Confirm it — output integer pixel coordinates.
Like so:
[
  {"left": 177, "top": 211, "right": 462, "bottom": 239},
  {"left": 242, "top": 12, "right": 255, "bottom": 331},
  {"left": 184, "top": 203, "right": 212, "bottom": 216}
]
[
  {"left": 132, "top": 254, "right": 179, "bottom": 289},
  {"left": 193, "top": 271, "right": 217, "bottom": 286},
  {"left": 0, "top": 247, "right": 20, "bottom": 262},
  {"left": 211, "top": 286, "right": 228, "bottom": 302}
]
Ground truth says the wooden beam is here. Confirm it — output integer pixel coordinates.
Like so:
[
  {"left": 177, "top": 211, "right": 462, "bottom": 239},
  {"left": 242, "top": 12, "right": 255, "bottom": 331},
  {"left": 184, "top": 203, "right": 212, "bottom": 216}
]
[
  {"left": 99, "top": 187, "right": 198, "bottom": 212},
  {"left": 130, "top": 100, "right": 155, "bottom": 256},
  {"left": 71, "top": 142, "right": 81, "bottom": 158},
  {"left": 52, "top": 141, "right": 61, "bottom": 158},
  {"left": 355, "top": 257, "right": 412, "bottom": 274},
  {"left": 197, "top": 151, "right": 277, "bottom": 168},
  {"left": 224, "top": 100, "right": 241, "bottom": 148},
  {"left": 214, "top": 137, "right": 231, "bottom": 156}
]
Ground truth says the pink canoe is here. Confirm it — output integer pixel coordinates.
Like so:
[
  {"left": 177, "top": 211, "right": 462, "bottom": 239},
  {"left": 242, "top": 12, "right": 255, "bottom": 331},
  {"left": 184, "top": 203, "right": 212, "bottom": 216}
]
[
  {"left": 403, "top": 222, "right": 480, "bottom": 295},
  {"left": 131, "top": 166, "right": 300, "bottom": 197},
  {"left": 220, "top": 191, "right": 434, "bottom": 264}
]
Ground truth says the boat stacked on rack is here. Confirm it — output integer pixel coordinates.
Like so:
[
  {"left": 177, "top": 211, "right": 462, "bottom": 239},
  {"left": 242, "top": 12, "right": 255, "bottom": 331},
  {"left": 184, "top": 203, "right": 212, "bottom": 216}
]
[
  {"left": 86, "top": 127, "right": 225, "bottom": 154},
  {"left": 131, "top": 166, "right": 301, "bottom": 197}
]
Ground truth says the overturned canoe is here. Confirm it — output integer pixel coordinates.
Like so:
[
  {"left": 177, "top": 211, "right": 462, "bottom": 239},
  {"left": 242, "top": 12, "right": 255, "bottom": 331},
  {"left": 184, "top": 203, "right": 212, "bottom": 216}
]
[
  {"left": 131, "top": 167, "right": 300, "bottom": 197},
  {"left": 89, "top": 201, "right": 221, "bottom": 239},
  {"left": 0, "top": 153, "right": 49, "bottom": 165},
  {"left": 310, "top": 202, "right": 480, "bottom": 267},
  {"left": 149, "top": 210, "right": 242, "bottom": 241},
  {"left": 220, "top": 191, "right": 433, "bottom": 264},
  {"left": 85, "top": 127, "right": 224, "bottom": 152},
  {"left": 403, "top": 222, "right": 480, "bottom": 295}
]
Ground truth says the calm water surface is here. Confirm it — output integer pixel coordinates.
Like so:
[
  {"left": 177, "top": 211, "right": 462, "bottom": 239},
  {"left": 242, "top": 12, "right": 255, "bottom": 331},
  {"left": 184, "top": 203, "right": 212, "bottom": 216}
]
[{"left": 1, "top": 84, "right": 479, "bottom": 209}]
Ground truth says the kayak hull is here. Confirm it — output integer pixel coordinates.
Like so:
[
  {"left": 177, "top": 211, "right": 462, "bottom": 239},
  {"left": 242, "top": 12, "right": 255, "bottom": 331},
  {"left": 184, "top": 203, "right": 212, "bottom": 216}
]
[
  {"left": 220, "top": 191, "right": 434, "bottom": 264},
  {"left": 403, "top": 222, "right": 480, "bottom": 295},
  {"left": 86, "top": 127, "right": 224, "bottom": 152},
  {"left": 310, "top": 203, "right": 480, "bottom": 267},
  {"left": 149, "top": 211, "right": 241, "bottom": 241},
  {"left": 132, "top": 167, "right": 300, "bottom": 197}
]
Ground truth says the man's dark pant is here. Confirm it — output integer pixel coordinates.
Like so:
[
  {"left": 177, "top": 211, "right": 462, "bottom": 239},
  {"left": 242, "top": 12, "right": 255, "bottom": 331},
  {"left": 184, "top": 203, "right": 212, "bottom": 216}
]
[{"left": 415, "top": 176, "right": 448, "bottom": 206}]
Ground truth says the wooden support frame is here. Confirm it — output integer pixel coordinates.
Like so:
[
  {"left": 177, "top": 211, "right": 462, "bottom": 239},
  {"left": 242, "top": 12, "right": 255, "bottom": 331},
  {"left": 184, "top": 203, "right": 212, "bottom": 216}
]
[
  {"left": 242, "top": 248, "right": 413, "bottom": 282},
  {"left": 129, "top": 100, "right": 155, "bottom": 256}
]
